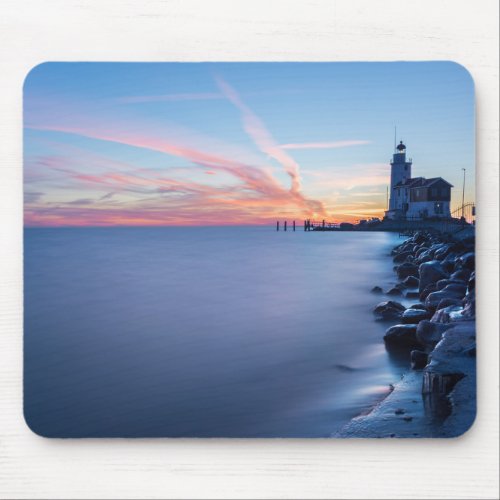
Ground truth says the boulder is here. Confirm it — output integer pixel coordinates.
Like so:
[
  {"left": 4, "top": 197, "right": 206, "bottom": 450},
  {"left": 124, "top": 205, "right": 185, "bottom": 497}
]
[
  {"left": 431, "top": 305, "right": 464, "bottom": 323},
  {"left": 415, "top": 251, "right": 433, "bottom": 265},
  {"left": 412, "top": 232, "right": 428, "bottom": 245},
  {"left": 436, "top": 278, "right": 466, "bottom": 291},
  {"left": 450, "top": 268, "right": 471, "bottom": 282},
  {"left": 402, "top": 275, "right": 419, "bottom": 288},
  {"left": 371, "top": 286, "right": 383, "bottom": 294},
  {"left": 457, "top": 252, "right": 475, "bottom": 271},
  {"left": 386, "top": 287, "right": 403, "bottom": 296},
  {"left": 401, "top": 308, "right": 432, "bottom": 324},
  {"left": 467, "top": 271, "right": 475, "bottom": 293},
  {"left": 393, "top": 251, "right": 413, "bottom": 264},
  {"left": 462, "top": 289, "right": 475, "bottom": 319},
  {"left": 419, "top": 260, "right": 448, "bottom": 292},
  {"left": 419, "top": 283, "right": 438, "bottom": 302},
  {"left": 409, "top": 303, "right": 427, "bottom": 310},
  {"left": 383, "top": 324, "right": 421, "bottom": 349},
  {"left": 373, "top": 301, "right": 406, "bottom": 320},
  {"left": 433, "top": 244, "right": 452, "bottom": 260},
  {"left": 405, "top": 291, "right": 420, "bottom": 299},
  {"left": 425, "top": 288, "right": 465, "bottom": 310},
  {"left": 415, "top": 246, "right": 429, "bottom": 258},
  {"left": 416, "top": 320, "right": 452, "bottom": 348},
  {"left": 411, "top": 350, "right": 428, "bottom": 370},
  {"left": 436, "top": 297, "right": 463, "bottom": 310},
  {"left": 396, "top": 262, "right": 419, "bottom": 280},
  {"left": 442, "top": 283, "right": 467, "bottom": 295}
]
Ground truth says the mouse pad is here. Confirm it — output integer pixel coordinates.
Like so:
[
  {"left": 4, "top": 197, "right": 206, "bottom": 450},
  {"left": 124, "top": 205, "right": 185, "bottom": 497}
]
[{"left": 23, "top": 62, "right": 476, "bottom": 438}]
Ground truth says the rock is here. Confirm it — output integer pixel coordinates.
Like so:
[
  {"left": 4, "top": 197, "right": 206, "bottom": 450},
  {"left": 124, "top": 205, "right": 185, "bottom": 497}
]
[
  {"left": 386, "top": 287, "right": 403, "bottom": 296},
  {"left": 401, "top": 308, "right": 432, "bottom": 324},
  {"left": 405, "top": 291, "right": 420, "bottom": 299},
  {"left": 425, "top": 289, "right": 464, "bottom": 310},
  {"left": 395, "top": 408, "right": 405, "bottom": 415},
  {"left": 415, "top": 246, "right": 429, "bottom": 258},
  {"left": 436, "top": 278, "right": 466, "bottom": 291},
  {"left": 431, "top": 305, "right": 464, "bottom": 323},
  {"left": 462, "top": 289, "right": 475, "bottom": 319},
  {"left": 415, "top": 251, "right": 433, "bottom": 265},
  {"left": 423, "top": 371, "right": 464, "bottom": 395},
  {"left": 403, "top": 275, "right": 419, "bottom": 288},
  {"left": 384, "top": 324, "right": 421, "bottom": 349},
  {"left": 396, "top": 262, "right": 419, "bottom": 280},
  {"left": 457, "top": 252, "right": 475, "bottom": 271},
  {"left": 450, "top": 269, "right": 471, "bottom": 282},
  {"left": 412, "top": 232, "right": 427, "bottom": 245},
  {"left": 419, "top": 260, "right": 448, "bottom": 292},
  {"left": 393, "top": 251, "right": 412, "bottom": 263},
  {"left": 434, "top": 244, "right": 452, "bottom": 260},
  {"left": 411, "top": 350, "right": 428, "bottom": 369},
  {"left": 409, "top": 303, "right": 427, "bottom": 310},
  {"left": 371, "top": 286, "right": 383, "bottom": 294},
  {"left": 416, "top": 320, "right": 452, "bottom": 348},
  {"left": 441, "top": 253, "right": 458, "bottom": 273},
  {"left": 467, "top": 271, "right": 475, "bottom": 293},
  {"left": 442, "top": 283, "right": 467, "bottom": 296},
  {"left": 419, "top": 283, "right": 438, "bottom": 302},
  {"left": 373, "top": 301, "right": 406, "bottom": 320},
  {"left": 437, "top": 297, "right": 463, "bottom": 310},
  {"left": 463, "top": 343, "right": 476, "bottom": 357}
]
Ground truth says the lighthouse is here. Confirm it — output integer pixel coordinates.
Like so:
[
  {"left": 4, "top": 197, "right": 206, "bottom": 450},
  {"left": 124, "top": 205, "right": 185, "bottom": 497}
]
[
  {"left": 384, "top": 140, "right": 453, "bottom": 221},
  {"left": 388, "top": 140, "right": 412, "bottom": 211}
]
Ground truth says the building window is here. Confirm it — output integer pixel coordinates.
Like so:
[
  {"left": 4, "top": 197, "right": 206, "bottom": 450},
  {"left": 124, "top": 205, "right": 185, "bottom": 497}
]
[
  {"left": 434, "top": 202, "right": 443, "bottom": 214},
  {"left": 415, "top": 189, "right": 420, "bottom": 197}
]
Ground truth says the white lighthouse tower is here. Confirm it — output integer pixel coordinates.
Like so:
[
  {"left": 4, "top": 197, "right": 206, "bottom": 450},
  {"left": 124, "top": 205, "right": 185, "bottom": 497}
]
[
  {"left": 389, "top": 140, "right": 412, "bottom": 210},
  {"left": 385, "top": 140, "right": 413, "bottom": 219}
]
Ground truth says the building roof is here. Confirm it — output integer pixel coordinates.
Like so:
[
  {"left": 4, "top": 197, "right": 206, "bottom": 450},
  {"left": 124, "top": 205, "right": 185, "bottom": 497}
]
[{"left": 394, "top": 176, "right": 453, "bottom": 189}]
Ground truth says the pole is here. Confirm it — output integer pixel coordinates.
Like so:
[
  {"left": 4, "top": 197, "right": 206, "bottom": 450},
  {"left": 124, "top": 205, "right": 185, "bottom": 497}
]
[
  {"left": 276, "top": 221, "right": 279, "bottom": 231},
  {"left": 293, "top": 220, "right": 296, "bottom": 231},
  {"left": 461, "top": 168, "right": 466, "bottom": 219},
  {"left": 284, "top": 221, "right": 287, "bottom": 231}
]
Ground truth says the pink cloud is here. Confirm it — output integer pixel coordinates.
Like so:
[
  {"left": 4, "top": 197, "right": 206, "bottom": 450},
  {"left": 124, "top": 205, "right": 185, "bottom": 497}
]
[{"left": 26, "top": 123, "right": 328, "bottom": 224}]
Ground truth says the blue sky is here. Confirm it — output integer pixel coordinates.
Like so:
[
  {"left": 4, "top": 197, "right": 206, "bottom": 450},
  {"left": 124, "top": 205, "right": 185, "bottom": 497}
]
[{"left": 24, "top": 62, "right": 474, "bottom": 225}]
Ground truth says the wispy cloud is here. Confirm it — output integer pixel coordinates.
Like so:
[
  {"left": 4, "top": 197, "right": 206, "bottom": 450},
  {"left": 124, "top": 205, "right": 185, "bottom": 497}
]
[
  {"left": 280, "top": 140, "right": 371, "bottom": 150},
  {"left": 117, "top": 93, "right": 223, "bottom": 103},
  {"left": 215, "top": 76, "right": 303, "bottom": 194}
]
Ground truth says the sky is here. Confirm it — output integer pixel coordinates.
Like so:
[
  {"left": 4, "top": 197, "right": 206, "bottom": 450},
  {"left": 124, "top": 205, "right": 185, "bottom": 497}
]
[{"left": 24, "top": 62, "right": 475, "bottom": 226}]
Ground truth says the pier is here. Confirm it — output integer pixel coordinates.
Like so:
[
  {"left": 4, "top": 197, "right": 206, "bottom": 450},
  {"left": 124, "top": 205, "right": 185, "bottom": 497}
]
[{"left": 276, "top": 220, "right": 341, "bottom": 231}]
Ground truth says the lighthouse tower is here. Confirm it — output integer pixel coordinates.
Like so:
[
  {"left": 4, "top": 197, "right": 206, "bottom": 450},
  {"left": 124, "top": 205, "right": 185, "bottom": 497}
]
[{"left": 388, "top": 140, "right": 412, "bottom": 211}]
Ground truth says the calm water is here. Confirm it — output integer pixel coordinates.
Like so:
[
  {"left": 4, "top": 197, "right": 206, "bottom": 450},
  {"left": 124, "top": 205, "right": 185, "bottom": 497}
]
[{"left": 24, "top": 227, "right": 410, "bottom": 437}]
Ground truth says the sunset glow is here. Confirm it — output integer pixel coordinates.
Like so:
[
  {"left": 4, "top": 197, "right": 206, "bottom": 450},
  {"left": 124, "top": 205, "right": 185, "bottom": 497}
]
[{"left": 24, "top": 62, "right": 474, "bottom": 226}]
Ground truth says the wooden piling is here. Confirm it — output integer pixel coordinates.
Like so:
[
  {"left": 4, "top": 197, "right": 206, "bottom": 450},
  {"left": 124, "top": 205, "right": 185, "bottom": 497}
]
[
  {"left": 293, "top": 220, "right": 296, "bottom": 231},
  {"left": 284, "top": 221, "right": 287, "bottom": 231},
  {"left": 276, "top": 221, "right": 279, "bottom": 231}
]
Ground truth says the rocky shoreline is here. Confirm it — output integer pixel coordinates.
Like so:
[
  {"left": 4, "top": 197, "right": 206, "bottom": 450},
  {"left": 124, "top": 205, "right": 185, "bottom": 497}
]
[{"left": 336, "top": 229, "right": 476, "bottom": 438}]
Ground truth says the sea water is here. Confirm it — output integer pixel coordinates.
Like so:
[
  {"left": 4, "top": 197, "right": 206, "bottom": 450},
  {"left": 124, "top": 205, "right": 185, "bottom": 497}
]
[{"left": 24, "top": 227, "right": 410, "bottom": 437}]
